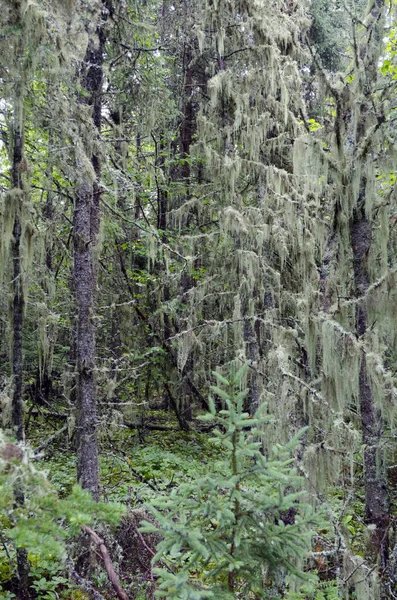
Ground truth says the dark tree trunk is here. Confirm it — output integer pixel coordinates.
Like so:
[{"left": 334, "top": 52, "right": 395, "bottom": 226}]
[
  {"left": 348, "top": 4, "right": 390, "bottom": 571},
  {"left": 74, "top": 178, "right": 99, "bottom": 499},
  {"left": 240, "top": 284, "right": 259, "bottom": 415},
  {"left": 74, "top": 5, "right": 107, "bottom": 500},
  {"left": 11, "top": 119, "right": 31, "bottom": 600},
  {"left": 11, "top": 102, "right": 24, "bottom": 443},
  {"left": 178, "top": 43, "right": 197, "bottom": 422},
  {"left": 38, "top": 127, "right": 56, "bottom": 404},
  {"left": 350, "top": 209, "right": 389, "bottom": 568},
  {"left": 180, "top": 45, "right": 194, "bottom": 187},
  {"left": 9, "top": 9, "right": 30, "bottom": 594},
  {"left": 243, "top": 317, "right": 260, "bottom": 415},
  {"left": 316, "top": 3, "right": 391, "bottom": 584}
]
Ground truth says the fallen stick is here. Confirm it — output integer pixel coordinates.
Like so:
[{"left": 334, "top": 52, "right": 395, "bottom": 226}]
[{"left": 83, "top": 526, "right": 129, "bottom": 600}]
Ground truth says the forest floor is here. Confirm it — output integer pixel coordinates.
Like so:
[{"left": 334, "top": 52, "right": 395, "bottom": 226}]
[{"left": 31, "top": 408, "right": 221, "bottom": 502}]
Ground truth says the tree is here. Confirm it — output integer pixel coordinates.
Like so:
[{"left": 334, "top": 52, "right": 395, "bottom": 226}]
[
  {"left": 295, "top": 0, "right": 397, "bottom": 595},
  {"left": 73, "top": 0, "right": 110, "bottom": 501},
  {"left": 0, "top": 431, "right": 125, "bottom": 599},
  {"left": 1, "top": 0, "right": 397, "bottom": 597},
  {"left": 143, "top": 364, "right": 319, "bottom": 599},
  {"left": 0, "top": 3, "right": 68, "bottom": 596}
]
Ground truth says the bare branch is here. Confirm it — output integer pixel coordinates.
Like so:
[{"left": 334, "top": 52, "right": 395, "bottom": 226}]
[{"left": 83, "top": 526, "right": 130, "bottom": 600}]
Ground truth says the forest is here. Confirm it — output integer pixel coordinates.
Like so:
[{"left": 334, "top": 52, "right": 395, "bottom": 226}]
[{"left": 1, "top": 0, "right": 397, "bottom": 598}]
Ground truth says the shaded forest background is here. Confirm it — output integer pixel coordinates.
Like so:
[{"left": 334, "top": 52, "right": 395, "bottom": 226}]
[{"left": 1, "top": 0, "right": 397, "bottom": 598}]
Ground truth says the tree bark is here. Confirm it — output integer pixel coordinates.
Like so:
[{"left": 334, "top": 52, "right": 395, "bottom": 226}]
[
  {"left": 11, "top": 114, "right": 24, "bottom": 444},
  {"left": 241, "top": 290, "right": 259, "bottom": 415},
  {"left": 350, "top": 209, "right": 389, "bottom": 568},
  {"left": 155, "top": 132, "right": 190, "bottom": 430},
  {"left": 74, "top": 4, "right": 108, "bottom": 500},
  {"left": 180, "top": 44, "right": 194, "bottom": 187},
  {"left": 8, "top": 8, "right": 31, "bottom": 596},
  {"left": 74, "top": 177, "right": 99, "bottom": 499}
]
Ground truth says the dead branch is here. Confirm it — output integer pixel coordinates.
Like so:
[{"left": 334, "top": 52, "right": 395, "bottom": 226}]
[
  {"left": 83, "top": 526, "right": 130, "bottom": 600},
  {"left": 33, "top": 424, "right": 68, "bottom": 455},
  {"left": 70, "top": 568, "right": 107, "bottom": 600},
  {"left": 125, "top": 421, "right": 178, "bottom": 432}
]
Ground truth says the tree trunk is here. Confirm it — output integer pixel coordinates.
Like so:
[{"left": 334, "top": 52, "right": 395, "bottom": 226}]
[
  {"left": 317, "top": 1, "right": 391, "bottom": 582},
  {"left": 11, "top": 116, "right": 24, "bottom": 443},
  {"left": 74, "top": 178, "right": 99, "bottom": 499},
  {"left": 74, "top": 5, "right": 108, "bottom": 500},
  {"left": 155, "top": 132, "right": 190, "bottom": 429},
  {"left": 350, "top": 209, "right": 389, "bottom": 568},
  {"left": 241, "top": 288, "right": 260, "bottom": 415},
  {"left": 349, "top": 1, "right": 390, "bottom": 577},
  {"left": 9, "top": 10, "right": 30, "bottom": 595},
  {"left": 11, "top": 121, "right": 31, "bottom": 600},
  {"left": 180, "top": 45, "right": 194, "bottom": 188}
]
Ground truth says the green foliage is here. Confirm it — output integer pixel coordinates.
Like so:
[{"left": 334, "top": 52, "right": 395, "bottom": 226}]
[
  {"left": 30, "top": 574, "right": 69, "bottom": 600},
  {"left": 28, "top": 553, "right": 69, "bottom": 599},
  {"left": 3, "top": 480, "right": 123, "bottom": 558},
  {"left": 309, "top": 0, "right": 366, "bottom": 71},
  {"left": 380, "top": 27, "right": 397, "bottom": 79},
  {"left": 0, "top": 587, "right": 16, "bottom": 600},
  {"left": 0, "top": 433, "right": 125, "bottom": 594},
  {"left": 142, "top": 364, "right": 320, "bottom": 599},
  {"left": 287, "top": 580, "right": 339, "bottom": 600},
  {"left": 44, "top": 454, "right": 77, "bottom": 497},
  {"left": 307, "top": 119, "right": 323, "bottom": 132},
  {"left": 41, "top": 412, "right": 223, "bottom": 504}
]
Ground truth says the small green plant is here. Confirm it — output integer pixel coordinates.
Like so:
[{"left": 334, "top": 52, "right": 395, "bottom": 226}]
[
  {"left": 28, "top": 554, "right": 70, "bottom": 600},
  {"left": 0, "top": 434, "right": 125, "bottom": 596},
  {"left": 0, "top": 586, "right": 16, "bottom": 599},
  {"left": 142, "top": 363, "right": 320, "bottom": 599},
  {"left": 287, "top": 580, "right": 339, "bottom": 600},
  {"left": 30, "top": 574, "right": 69, "bottom": 600}
]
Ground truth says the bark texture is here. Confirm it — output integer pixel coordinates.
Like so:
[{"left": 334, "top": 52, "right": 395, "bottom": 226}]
[
  {"left": 74, "top": 6, "right": 107, "bottom": 499},
  {"left": 74, "top": 177, "right": 99, "bottom": 499},
  {"left": 9, "top": 14, "right": 30, "bottom": 595},
  {"left": 351, "top": 210, "right": 389, "bottom": 568},
  {"left": 11, "top": 114, "right": 24, "bottom": 443}
]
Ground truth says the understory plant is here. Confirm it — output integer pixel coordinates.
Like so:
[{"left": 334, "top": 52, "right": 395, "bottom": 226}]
[
  {"left": 0, "top": 434, "right": 125, "bottom": 597},
  {"left": 142, "top": 363, "right": 320, "bottom": 599}
]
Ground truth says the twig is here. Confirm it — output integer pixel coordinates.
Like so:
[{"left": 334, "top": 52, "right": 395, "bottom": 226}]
[
  {"left": 280, "top": 368, "right": 323, "bottom": 402},
  {"left": 70, "top": 567, "right": 107, "bottom": 600},
  {"left": 134, "top": 526, "right": 156, "bottom": 558},
  {"left": 134, "top": 526, "right": 155, "bottom": 600},
  {"left": 343, "top": 560, "right": 372, "bottom": 585},
  {"left": 83, "top": 526, "right": 129, "bottom": 600},
  {"left": 33, "top": 424, "right": 68, "bottom": 455},
  {"left": 125, "top": 422, "right": 179, "bottom": 432}
]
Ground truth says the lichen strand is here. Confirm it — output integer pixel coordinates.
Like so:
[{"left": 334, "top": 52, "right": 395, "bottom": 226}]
[
  {"left": 184, "top": 10, "right": 397, "bottom": 591},
  {"left": 321, "top": 320, "right": 360, "bottom": 413},
  {"left": 0, "top": 187, "right": 36, "bottom": 309},
  {"left": 188, "top": 0, "right": 322, "bottom": 463}
]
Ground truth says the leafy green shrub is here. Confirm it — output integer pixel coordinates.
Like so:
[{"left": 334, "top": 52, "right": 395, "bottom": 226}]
[
  {"left": 0, "top": 434, "right": 125, "bottom": 596},
  {"left": 287, "top": 580, "right": 339, "bottom": 600},
  {"left": 142, "top": 363, "right": 321, "bottom": 599}
]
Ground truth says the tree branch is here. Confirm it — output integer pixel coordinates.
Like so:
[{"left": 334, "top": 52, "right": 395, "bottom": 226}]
[{"left": 83, "top": 526, "right": 130, "bottom": 600}]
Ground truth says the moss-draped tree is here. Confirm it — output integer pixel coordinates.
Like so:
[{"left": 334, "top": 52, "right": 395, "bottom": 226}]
[
  {"left": 1, "top": 0, "right": 397, "bottom": 597},
  {"left": 73, "top": 0, "right": 111, "bottom": 501}
]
